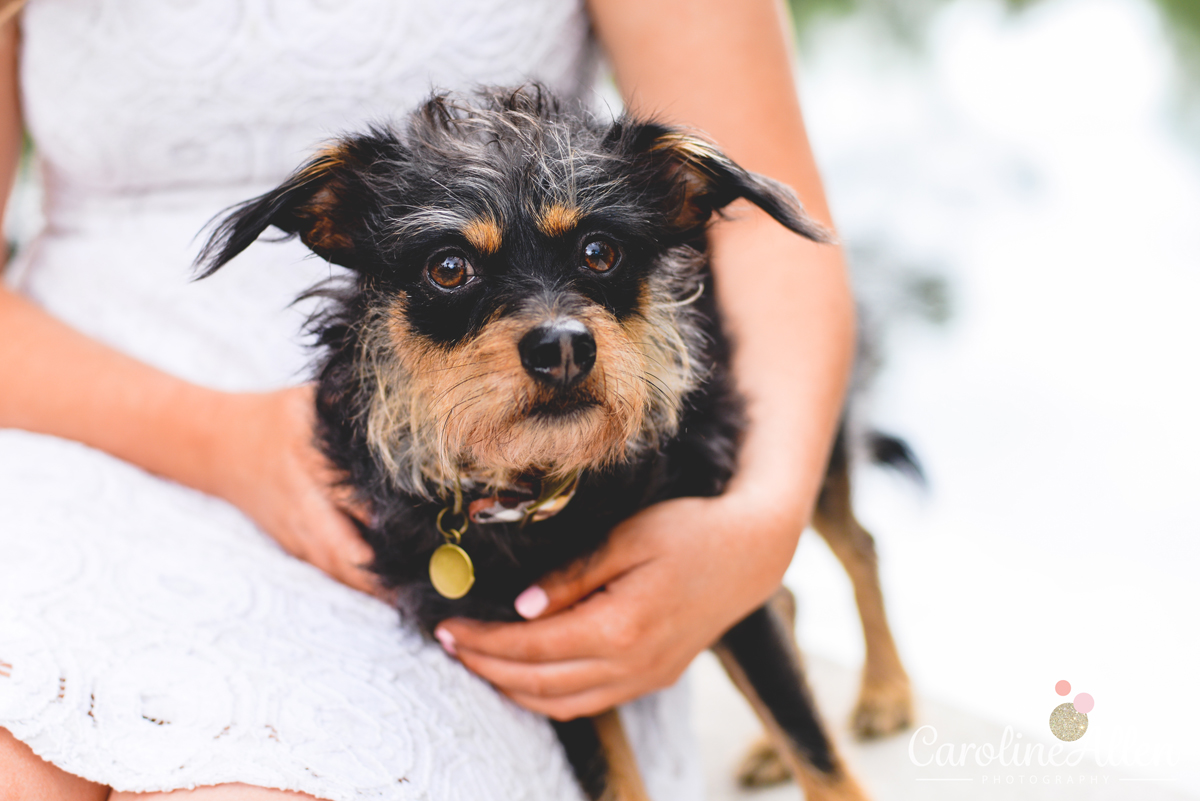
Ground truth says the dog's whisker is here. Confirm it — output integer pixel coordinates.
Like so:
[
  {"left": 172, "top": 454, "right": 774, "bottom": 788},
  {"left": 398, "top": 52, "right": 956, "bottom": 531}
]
[
  {"left": 426, "top": 370, "right": 500, "bottom": 405},
  {"left": 422, "top": 359, "right": 493, "bottom": 373},
  {"left": 639, "top": 376, "right": 673, "bottom": 407}
]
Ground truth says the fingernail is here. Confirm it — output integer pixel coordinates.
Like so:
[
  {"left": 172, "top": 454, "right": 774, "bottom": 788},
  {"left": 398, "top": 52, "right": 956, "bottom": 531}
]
[
  {"left": 434, "top": 627, "right": 457, "bottom": 656},
  {"left": 514, "top": 585, "right": 549, "bottom": 620}
]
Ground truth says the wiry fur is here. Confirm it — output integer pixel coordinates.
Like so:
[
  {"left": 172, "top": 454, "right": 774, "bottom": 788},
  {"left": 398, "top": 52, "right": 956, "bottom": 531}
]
[
  {"left": 339, "top": 240, "right": 707, "bottom": 498},
  {"left": 196, "top": 86, "right": 903, "bottom": 801}
]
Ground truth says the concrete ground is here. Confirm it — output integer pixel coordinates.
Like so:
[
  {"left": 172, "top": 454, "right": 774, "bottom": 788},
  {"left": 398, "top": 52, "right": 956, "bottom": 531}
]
[{"left": 691, "top": 651, "right": 1196, "bottom": 801}]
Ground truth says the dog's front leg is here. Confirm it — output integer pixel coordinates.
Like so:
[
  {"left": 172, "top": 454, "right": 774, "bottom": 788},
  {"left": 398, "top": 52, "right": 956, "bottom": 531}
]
[
  {"left": 552, "top": 710, "right": 650, "bottom": 801},
  {"left": 714, "top": 598, "right": 870, "bottom": 801}
]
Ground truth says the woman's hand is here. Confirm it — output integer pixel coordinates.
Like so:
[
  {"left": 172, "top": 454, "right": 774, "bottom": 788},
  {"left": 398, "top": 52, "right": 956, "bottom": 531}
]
[
  {"left": 449, "top": 0, "right": 855, "bottom": 721},
  {"left": 209, "top": 386, "right": 382, "bottom": 597},
  {"left": 433, "top": 486, "right": 803, "bottom": 720}
]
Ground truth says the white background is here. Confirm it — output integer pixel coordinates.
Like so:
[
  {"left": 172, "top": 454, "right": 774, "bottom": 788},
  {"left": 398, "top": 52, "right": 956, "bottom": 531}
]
[{"left": 750, "top": 0, "right": 1200, "bottom": 796}]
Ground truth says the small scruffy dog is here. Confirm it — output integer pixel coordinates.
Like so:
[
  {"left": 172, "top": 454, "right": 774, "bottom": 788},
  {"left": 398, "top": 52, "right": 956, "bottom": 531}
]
[{"left": 198, "top": 86, "right": 912, "bottom": 801}]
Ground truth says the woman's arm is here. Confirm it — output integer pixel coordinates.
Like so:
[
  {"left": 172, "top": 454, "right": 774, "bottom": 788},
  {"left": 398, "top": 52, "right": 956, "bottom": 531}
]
[
  {"left": 0, "top": 19, "right": 376, "bottom": 594},
  {"left": 436, "top": 0, "right": 855, "bottom": 719},
  {"left": 597, "top": 0, "right": 853, "bottom": 514}
]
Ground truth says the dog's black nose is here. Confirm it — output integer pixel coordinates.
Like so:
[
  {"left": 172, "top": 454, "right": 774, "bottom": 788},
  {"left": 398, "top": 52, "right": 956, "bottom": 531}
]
[{"left": 519, "top": 320, "right": 596, "bottom": 388}]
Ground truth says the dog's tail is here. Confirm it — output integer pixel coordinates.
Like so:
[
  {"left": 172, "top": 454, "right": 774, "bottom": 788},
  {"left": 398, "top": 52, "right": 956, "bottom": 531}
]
[{"left": 866, "top": 431, "right": 926, "bottom": 487}]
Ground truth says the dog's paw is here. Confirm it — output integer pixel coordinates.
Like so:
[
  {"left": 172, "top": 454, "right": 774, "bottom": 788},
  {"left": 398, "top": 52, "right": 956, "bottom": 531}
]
[
  {"left": 736, "top": 735, "right": 793, "bottom": 788},
  {"left": 851, "top": 677, "right": 914, "bottom": 739}
]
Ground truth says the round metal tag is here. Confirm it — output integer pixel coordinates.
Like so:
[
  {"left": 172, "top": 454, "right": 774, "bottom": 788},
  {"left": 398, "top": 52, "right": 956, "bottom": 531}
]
[{"left": 429, "top": 543, "right": 475, "bottom": 599}]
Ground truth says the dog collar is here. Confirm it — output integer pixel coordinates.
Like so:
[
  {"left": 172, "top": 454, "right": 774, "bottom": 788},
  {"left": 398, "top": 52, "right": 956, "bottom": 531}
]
[
  {"left": 465, "top": 471, "right": 581, "bottom": 525},
  {"left": 428, "top": 470, "right": 581, "bottom": 600}
]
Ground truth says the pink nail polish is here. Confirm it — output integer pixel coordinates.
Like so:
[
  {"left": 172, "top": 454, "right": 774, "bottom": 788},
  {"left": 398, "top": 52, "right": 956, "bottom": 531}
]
[
  {"left": 514, "top": 585, "right": 549, "bottom": 619},
  {"left": 434, "top": 627, "right": 457, "bottom": 655}
]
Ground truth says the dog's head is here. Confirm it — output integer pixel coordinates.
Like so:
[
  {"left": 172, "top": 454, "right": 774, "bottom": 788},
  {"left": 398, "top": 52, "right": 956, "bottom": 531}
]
[{"left": 198, "top": 87, "right": 829, "bottom": 495}]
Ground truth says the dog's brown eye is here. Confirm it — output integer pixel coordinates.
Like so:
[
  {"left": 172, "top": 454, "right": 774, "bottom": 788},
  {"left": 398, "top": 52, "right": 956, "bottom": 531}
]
[
  {"left": 426, "top": 254, "right": 475, "bottom": 290},
  {"left": 582, "top": 239, "right": 618, "bottom": 273}
]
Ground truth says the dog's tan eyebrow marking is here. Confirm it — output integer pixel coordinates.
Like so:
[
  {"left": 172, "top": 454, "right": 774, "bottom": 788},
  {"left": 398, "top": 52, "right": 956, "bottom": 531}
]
[
  {"left": 462, "top": 217, "right": 503, "bottom": 255},
  {"left": 536, "top": 203, "right": 581, "bottom": 237}
]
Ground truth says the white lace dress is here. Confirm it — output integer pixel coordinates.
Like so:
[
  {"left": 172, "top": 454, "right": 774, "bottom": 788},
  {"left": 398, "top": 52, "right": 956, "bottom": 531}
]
[{"left": 0, "top": 2, "right": 702, "bottom": 799}]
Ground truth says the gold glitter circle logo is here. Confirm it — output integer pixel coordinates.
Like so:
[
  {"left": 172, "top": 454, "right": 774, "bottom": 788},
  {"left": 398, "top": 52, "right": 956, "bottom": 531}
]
[{"left": 1049, "top": 702, "right": 1088, "bottom": 741}]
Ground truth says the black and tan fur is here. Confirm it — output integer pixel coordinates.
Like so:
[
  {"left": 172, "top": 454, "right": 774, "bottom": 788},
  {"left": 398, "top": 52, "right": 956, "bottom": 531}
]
[{"left": 198, "top": 86, "right": 912, "bottom": 801}]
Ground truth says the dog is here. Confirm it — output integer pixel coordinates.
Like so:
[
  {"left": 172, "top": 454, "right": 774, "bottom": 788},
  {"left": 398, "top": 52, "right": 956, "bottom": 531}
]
[{"left": 197, "top": 86, "right": 914, "bottom": 801}]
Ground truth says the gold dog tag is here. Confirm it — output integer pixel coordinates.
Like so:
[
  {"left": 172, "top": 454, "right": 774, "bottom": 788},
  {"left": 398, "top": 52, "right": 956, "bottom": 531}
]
[{"left": 429, "top": 543, "right": 475, "bottom": 599}]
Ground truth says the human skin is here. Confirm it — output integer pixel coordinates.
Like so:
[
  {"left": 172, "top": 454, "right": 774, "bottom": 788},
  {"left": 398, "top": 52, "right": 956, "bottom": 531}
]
[
  {"left": 434, "top": 0, "right": 856, "bottom": 720},
  {"left": 0, "top": 0, "right": 853, "bottom": 794}
]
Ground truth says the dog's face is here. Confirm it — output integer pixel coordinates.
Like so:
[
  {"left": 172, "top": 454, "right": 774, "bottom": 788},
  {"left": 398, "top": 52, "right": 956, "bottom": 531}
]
[{"left": 199, "top": 88, "right": 827, "bottom": 494}]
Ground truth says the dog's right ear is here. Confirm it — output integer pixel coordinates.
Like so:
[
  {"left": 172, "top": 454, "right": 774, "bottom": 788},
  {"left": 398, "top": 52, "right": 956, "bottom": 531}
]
[
  {"left": 195, "top": 138, "right": 381, "bottom": 278},
  {"left": 607, "top": 119, "right": 833, "bottom": 244}
]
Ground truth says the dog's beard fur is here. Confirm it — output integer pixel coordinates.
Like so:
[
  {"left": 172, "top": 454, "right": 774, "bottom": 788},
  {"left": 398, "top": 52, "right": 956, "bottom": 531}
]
[{"left": 358, "top": 244, "right": 709, "bottom": 497}]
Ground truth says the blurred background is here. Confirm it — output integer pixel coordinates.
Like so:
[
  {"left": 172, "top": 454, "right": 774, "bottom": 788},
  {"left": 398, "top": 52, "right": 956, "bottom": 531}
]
[
  {"left": 692, "top": 0, "right": 1200, "bottom": 799},
  {"left": 4, "top": 0, "right": 1196, "bottom": 798}
]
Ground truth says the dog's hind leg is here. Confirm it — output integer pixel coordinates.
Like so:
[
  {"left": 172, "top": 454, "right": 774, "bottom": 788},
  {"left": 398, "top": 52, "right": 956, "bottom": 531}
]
[
  {"left": 593, "top": 709, "right": 652, "bottom": 801},
  {"left": 813, "top": 435, "right": 913, "bottom": 739},
  {"left": 552, "top": 711, "right": 650, "bottom": 801},
  {"left": 715, "top": 598, "right": 869, "bottom": 801},
  {"left": 734, "top": 587, "right": 797, "bottom": 788}
]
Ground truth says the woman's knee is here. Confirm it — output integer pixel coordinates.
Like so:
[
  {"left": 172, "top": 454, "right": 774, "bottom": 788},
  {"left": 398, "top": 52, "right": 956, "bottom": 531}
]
[
  {"left": 0, "top": 727, "right": 110, "bottom": 801},
  {"left": 110, "top": 784, "right": 320, "bottom": 800},
  {"left": 0, "top": 729, "right": 318, "bottom": 801}
]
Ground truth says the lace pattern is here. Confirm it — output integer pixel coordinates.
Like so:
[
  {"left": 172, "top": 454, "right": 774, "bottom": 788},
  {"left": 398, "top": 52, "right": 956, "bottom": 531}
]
[{"left": 0, "top": 1, "right": 703, "bottom": 798}]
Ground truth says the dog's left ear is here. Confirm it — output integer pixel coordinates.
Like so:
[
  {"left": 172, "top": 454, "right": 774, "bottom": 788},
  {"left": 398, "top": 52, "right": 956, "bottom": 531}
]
[
  {"left": 612, "top": 121, "right": 834, "bottom": 243},
  {"left": 195, "top": 136, "right": 389, "bottom": 277}
]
